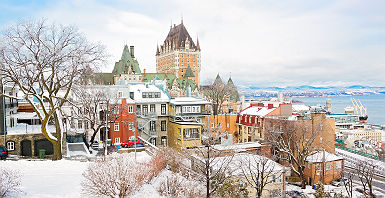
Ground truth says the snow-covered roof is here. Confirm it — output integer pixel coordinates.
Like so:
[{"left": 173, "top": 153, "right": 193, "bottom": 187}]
[
  {"left": 292, "top": 104, "right": 310, "bottom": 112},
  {"left": 129, "top": 84, "right": 170, "bottom": 103},
  {"left": 306, "top": 151, "right": 343, "bottom": 163},
  {"left": 9, "top": 112, "right": 39, "bottom": 120},
  {"left": 213, "top": 142, "right": 262, "bottom": 151},
  {"left": 213, "top": 153, "right": 284, "bottom": 176},
  {"left": 170, "top": 97, "right": 210, "bottom": 105},
  {"left": 239, "top": 106, "right": 276, "bottom": 117},
  {"left": 7, "top": 123, "right": 56, "bottom": 135}
]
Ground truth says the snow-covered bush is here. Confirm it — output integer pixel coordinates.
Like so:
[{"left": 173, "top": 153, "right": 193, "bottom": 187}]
[
  {"left": 0, "top": 168, "right": 22, "bottom": 197},
  {"left": 158, "top": 174, "right": 205, "bottom": 198},
  {"left": 81, "top": 153, "right": 155, "bottom": 197},
  {"left": 147, "top": 150, "right": 167, "bottom": 180}
]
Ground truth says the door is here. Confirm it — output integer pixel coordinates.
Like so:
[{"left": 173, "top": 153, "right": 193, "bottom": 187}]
[{"left": 21, "top": 140, "right": 32, "bottom": 156}]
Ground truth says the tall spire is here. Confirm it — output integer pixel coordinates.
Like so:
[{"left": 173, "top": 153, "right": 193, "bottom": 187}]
[
  {"left": 156, "top": 45, "right": 160, "bottom": 56},
  {"left": 196, "top": 37, "right": 200, "bottom": 51},
  {"left": 214, "top": 73, "right": 223, "bottom": 85}
]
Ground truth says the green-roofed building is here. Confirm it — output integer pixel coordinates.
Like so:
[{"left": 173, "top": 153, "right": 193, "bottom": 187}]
[
  {"left": 111, "top": 45, "right": 142, "bottom": 84},
  {"left": 94, "top": 45, "right": 143, "bottom": 85}
]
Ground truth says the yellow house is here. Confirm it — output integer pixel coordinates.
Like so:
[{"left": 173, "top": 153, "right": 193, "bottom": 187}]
[{"left": 168, "top": 97, "right": 211, "bottom": 150}]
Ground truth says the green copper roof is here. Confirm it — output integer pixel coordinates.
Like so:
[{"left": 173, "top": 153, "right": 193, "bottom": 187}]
[
  {"left": 142, "top": 73, "right": 177, "bottom": 88},
  {"left": 112, "top": 45, "right": 141, "bottom": 76},
  {"left": 184, "top": 66, "right": 195, "bottom": 77},
  {"left": 142, "top": 73, "right": 197, "bottom": 91},
  {"left": 176, "top": 78, "right": 197, "bottom": 90}
]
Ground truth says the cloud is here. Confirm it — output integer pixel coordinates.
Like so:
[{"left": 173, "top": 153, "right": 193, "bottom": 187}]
[{"left": 2, "top": 0, "right": 385, "bottom": 86}]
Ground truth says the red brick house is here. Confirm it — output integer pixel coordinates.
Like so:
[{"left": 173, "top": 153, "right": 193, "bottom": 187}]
[
  {"left": 305, "top": 151, "right": 344, "bottom": 185},
  {"left": 109, "top": 98, "right": 137, "bottom": 145},
  {"left": 236, "top": 103, "right": 292, "bottom": 142}
]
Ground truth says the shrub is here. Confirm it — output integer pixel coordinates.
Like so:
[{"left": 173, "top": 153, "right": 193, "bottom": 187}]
[
  {"left": 158, "top": 174, "right": 205, "bottom": 198},
  {"left": 81, "top": 153, "right": 155, "bottom": 198},
  {"left": 0, "top": 168, "right": 22, "bottom": 197}
]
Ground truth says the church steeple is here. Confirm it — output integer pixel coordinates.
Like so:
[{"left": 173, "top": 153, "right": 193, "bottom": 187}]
[{"left": 156, "top": 45, "right": 160, "bottom": 56}]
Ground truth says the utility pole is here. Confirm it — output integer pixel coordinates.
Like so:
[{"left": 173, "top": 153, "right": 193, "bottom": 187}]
[
  {"left": 322, "top": 149, "right": 325, "bottom": 185},
  {"left": 133, "top": 128, "right": 137, "bottom": 161},
  {"left": 104, "top": 101, "right": 109, "bottom": 157}
]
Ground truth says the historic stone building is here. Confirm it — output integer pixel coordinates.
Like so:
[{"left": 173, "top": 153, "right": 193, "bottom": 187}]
[{"left": 156, "top": 20, "right": 201, "bottom": 86}]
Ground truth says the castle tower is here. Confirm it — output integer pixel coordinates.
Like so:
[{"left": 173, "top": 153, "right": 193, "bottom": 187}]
[{"left": 156, "top": 21, "right": 201, "bottom": 86}]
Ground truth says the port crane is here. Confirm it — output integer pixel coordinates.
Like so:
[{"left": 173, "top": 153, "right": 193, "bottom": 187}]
[{"left": 351, "top": 98, "right": 368, "bottom": 123}]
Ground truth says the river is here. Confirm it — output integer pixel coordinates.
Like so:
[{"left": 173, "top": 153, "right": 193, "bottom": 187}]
[{"left": 292, "top": 94, "right": 385, "bottom": 125}]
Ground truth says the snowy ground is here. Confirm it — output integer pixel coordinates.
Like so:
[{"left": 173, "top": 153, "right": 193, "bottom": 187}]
[
  {"left": 287, "top": 182, "right": 385, "bottom": 198},
  {"left": 1, "top": 152, "right": 152, "bottom": 198}
]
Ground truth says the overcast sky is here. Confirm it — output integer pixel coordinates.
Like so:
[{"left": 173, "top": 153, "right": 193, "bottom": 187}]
[{"left": 1, "top": 0, "right": 385, "bottom": 87}]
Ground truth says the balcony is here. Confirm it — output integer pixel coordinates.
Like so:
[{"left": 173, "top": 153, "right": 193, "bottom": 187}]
[{"left": 136, "top": 112, "right": 157, "bottom": 119}]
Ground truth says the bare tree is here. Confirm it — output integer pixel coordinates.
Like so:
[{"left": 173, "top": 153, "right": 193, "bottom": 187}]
[
  {"left": 239, "top": 154, "right": 282, "bottom": 198},
  {"left": 265, "top": 118, "right": 324, "bottom": 189},
  {"left": 200, "top": 79, "right": 231, "bottom": 116},
  {"left": 342, "top": 169, "right": 354, "bottom": 198},
  {"left": 0, "top": 19, "right": 105, "bottom": 160},
  {"left": 355, "top": 160, "right": 377, "bottom": 197},
  {"left": 192, "top": 139, "right": 234, "bottom": 198}
]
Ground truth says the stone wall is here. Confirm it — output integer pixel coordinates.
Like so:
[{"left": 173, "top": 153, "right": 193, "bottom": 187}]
[{"left": 0, "top": 132, "right": 67, "bottom": 158}]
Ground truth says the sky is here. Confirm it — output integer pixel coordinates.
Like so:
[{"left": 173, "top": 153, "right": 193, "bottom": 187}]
[{"left": 1, "top": 0, "right": 385, "bottom": 87}]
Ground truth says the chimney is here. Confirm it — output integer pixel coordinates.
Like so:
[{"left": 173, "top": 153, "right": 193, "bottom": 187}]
[
  {"left": 268, "top": 104, "right": 274, "bottom": 109},
  {"left": 143, "top": 69, "right": 146, "bottom": 75},
  {"left": 130, "top": 46, "right": 134, "bottom": 58}
]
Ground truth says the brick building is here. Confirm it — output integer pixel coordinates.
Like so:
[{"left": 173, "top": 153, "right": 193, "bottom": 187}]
[
  {"left": 304, "top": 151, "right": 344, "bottom": 185},
  {"left": 236, "top": 103, "right": 292, "bottom": 143},
  {"left": 109, "top": 98, "right": 137, "bottom": 145},
  {"left": 156, "top": 20, "right": 201, "bottom": 86}
]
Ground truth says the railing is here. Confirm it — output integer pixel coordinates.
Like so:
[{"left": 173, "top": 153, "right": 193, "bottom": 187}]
[
  {"left": 335, "top": 145, "right": 385, "bottom": 162},
  {"left": 136, "top": 112, "right": 158, "bottom": 119}
]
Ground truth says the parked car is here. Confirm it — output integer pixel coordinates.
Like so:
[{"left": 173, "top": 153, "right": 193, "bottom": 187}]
[
  {"left": 0, "top": 146, "right": 8, "bottom": 160},
  {"left": 128, "top": 143, "right": 144, "bottom": 148},
  {"left": 331, "top": 178, "right": 348, "bottom": 187},
  {"left": 121, "top": 139, "right": 140, "bottom": 148}
]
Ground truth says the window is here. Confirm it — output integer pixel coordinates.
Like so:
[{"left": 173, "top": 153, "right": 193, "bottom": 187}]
[
  {"left": 143, "top": 105, "right": 148, "bottom": 115},
  {"left": 326, "top": 162, "right": 331, "bottom": 170},
  {"left": 115, "top": 137, "right": 120, "bottom": 144},
  {"left": 7, "top": 141, "right": 15, "bottom": 151},
  {"left": 85, "top": 121, "right": 89, "bottom": 129},
  {"left": 335, "top": 161, "right": 342, "bottom": 169},
  {"left": 155, "top": 92, "right": 160, "bottom": 98},
  {"left": 129, "top": 92, "right": 134, "bottom": 99},
  {"left": 161, "top": 104, "right": 166, "bottom": 115},
  {"left": 78, "top": 120, "right": 83, "bottom": 129},
  {"left": 316, "top": 164, "right": 321, "bottom": 171},
  {"left": 150, "top": 104, "right": 155, "bottom": 113},
  {"left": 150, "top": 121, "right": 156, "bottom": 131},
  {"left": 161, "top": 136, "right": 167, "bottom": 146},
  {"left": 128, "top": 106, "right": 133, "bottom": 113},
  {"left": 114, "top": 123, "right": 119, "bottom": 131},
  {"left": 136, "top": 105, "right": 141, "bottom": 114},
  {"left": 161, "top": 120, "right": 167, "bottom": 131},
  {"left": 142, "top": 92, "right": 147, "bottom": 98},
  {"left": 118, "top": 91, "right": 123, "bottom": 98},
  {"left": 211, "top": 123, "right": 214, "bottom": 128},
  {"left": 129, "top": 122, "right": 134, "bottom": 130},
  {"left": 114, "top": 106, "right": 119, "bottom": 114},
  {"left": 183, "top": 128, "right": 199, "bottom": 139}
]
